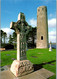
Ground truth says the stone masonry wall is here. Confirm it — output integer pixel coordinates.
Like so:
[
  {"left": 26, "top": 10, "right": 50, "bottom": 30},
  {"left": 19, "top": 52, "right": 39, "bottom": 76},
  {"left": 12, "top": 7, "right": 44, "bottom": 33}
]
[{"left": 36, "top": 6, "right": 48, "bottom": 48}]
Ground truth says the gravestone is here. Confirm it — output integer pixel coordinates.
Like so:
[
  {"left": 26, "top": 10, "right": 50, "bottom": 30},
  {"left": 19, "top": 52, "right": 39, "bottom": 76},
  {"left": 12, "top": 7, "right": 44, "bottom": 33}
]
[
  {"left": 49, "top": 41, "right": 52, "bottom": 51},
  {"left": 10, "top": 12, "right": 34, "bottom": 77}
]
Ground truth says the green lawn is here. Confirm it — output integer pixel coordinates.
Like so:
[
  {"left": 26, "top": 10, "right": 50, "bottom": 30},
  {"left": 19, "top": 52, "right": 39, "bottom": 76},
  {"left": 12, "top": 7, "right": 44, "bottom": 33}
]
[
  {"left": 1, "top": 48, "right": 56, "bottom": 79},
  {"left": 27, "top": 49, "right": 56, "bottom": 64}
]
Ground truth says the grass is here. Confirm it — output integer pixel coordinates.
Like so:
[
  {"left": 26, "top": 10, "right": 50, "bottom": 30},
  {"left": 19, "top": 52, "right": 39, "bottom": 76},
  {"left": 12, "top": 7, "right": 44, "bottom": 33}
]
[
  {"left": 43, "top": 62, "right": 56, "bottom": 79},
  {"left": 27, "top": 48, "right": 56, "bottom": 64},
  {"left": 1, "top": 48, "right": 56, "bottom": 79},
  {"left": 1, "top": 50, "right": 17, "bottom": 66}
]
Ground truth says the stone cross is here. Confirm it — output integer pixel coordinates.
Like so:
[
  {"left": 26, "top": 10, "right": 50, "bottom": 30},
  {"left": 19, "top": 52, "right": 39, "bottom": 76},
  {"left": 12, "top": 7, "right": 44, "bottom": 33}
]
[
  {"left": 10, "top": 12, "right": 32, "bottom": 61},
  {"left": 49, "top": 41, "right": 52, "bottom": 51}
]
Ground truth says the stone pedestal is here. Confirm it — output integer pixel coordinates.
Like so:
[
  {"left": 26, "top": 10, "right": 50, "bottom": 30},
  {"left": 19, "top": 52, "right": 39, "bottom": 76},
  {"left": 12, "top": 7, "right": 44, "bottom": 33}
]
[
  {"left": 49, "top": 41, "right": 52, "bottom": 51},
  {"left": 49, "top": 47, "right": 52, "bottom": 51},
  {"left": 49, "top": 44, "right": 52, "bottom": 51},
  {"left": 10, "top": 60, "right": 34, "bottom": 77}
]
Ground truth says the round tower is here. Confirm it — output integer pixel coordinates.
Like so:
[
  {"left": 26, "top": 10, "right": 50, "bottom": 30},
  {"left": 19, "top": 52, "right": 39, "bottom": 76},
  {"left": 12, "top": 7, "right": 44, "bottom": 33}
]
[{"left": 36, "top": 6, "right": 48, "bottom": 48}]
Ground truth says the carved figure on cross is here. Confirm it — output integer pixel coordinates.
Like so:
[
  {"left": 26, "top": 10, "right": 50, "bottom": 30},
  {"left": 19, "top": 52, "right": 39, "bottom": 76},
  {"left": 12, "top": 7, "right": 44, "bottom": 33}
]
[{"left": 10, "top": 12, "right": 32, "bottom": 61}]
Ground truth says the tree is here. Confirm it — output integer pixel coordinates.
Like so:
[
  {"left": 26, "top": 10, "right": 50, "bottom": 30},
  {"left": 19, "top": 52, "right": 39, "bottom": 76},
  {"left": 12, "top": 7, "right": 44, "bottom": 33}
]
[
  {"left": 1, "top": 30, "right": 4, "bottom": 44},
  {"left": 26, "top": 27, "right": 36, "bottom": 48},
  {"left": 12, "top": 32, "right": 17, "bottom": 49},
  {"left": 3, "top": 32, "right": 7, "bottom": 44},
  {"left": 1, "top": 30, "right": 7, "bottom": 44},
  {"left": 31, "top": 27, "right": 36, "bottom": 45},
  {"left": 8, "top": 35, "right": 13, "bottom": 44}
]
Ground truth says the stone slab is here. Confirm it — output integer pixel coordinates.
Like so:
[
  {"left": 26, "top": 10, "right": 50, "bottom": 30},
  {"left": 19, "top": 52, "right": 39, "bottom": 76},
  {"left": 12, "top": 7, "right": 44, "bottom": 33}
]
[
  {"left": 0, "top": 66, "right": 9, "bottom": 71},
  {"left": 37, "top": 68, "right": 54, "bottom": 79},
  {"left": 0, "top": 68, "right": 54, "bottom": 79},
  {"left": 0, "top": 70, "right": 46, "bottom": 79}
]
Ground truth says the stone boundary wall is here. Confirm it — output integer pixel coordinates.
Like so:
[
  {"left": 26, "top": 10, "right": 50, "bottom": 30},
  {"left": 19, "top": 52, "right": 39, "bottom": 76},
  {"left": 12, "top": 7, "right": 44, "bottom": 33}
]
[{"left": 0, "top": 48, "right": 5, "bottom": 51}]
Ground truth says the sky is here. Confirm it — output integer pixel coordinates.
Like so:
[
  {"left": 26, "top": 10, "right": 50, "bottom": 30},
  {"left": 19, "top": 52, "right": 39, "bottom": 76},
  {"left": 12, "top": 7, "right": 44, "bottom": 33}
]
[{"left": 1, "top": 0, "right": 56, "bottom": 43}]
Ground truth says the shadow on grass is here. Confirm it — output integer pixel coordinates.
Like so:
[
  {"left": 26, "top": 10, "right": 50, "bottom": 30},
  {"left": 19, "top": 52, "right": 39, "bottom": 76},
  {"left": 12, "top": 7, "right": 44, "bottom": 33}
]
[{"left": 33, "top": 60, "right": 56, "bottom": 71}]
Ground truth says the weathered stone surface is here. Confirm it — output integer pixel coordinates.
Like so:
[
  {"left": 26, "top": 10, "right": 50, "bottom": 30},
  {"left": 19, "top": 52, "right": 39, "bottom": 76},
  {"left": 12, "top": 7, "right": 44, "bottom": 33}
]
[
  {"left": 0, "top": 70, "right": 15, "bottom": 79},
  {"left": 10, "top": 12, "right": 33, "bottom": 77},
  {"left": 0, "top": 66, "right": 9, "bottom": 72},
  {"left": 0, "top": 70, "right": 46, "bottom": 79},
  {"left": 36, "top": 6, "right": 48, "bottom": 48},
  {"left": 10, "top": 12, "right": 32, "bottom": 61},
  {"left": 18, "top": 12, "right": 25, "bottom": 20},
  {"left": 37, "top": 68, "right": 54, "bottom": 79},
  {"left": 10, "top": 60, "right": 34, "bottom": 77},
  {"left": 0, "top": 68, "right": 54, "bottom": 79}
]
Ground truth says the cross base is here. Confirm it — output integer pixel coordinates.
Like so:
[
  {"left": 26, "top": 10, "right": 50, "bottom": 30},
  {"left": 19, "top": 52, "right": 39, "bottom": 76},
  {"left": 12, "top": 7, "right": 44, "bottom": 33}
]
[
  {"left": 10, "top": 60, "right": 34, "bottom": 77},
  {"left": 49, "top": 47, "right": 52, "bottom": 51}
]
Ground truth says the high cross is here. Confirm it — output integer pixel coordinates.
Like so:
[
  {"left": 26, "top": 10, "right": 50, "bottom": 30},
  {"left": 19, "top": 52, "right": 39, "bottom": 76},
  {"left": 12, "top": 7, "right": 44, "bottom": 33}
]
[{"left": 10, "top": 12, "right": 32, "bottom": 61}]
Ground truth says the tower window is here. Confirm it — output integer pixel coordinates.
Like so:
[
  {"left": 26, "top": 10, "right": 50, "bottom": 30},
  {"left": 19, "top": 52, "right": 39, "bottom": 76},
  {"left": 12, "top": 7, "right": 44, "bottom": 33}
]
[
  {"left": 41, "top": 36, "right": 43, "bottom": 40},
  {"left": 42, "top": 8, "right": 44, "bottom": 10},
  {"left": 38, "top": 9, "right": 40, "bottom": 11}
]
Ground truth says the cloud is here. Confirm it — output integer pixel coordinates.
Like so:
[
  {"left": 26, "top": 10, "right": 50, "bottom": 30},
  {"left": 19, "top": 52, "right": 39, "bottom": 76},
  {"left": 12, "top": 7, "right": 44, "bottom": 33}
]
[
  {"left": 1, "top": 28, "right": 56, "bottom": 43},
  {"left": 49, "top": 14, "right": 53, "bottom": 17},
  {"left": 49, "top": 31, "right": 56, "bottom": 36},
  {"left": 28, "top": 18, "right": 56, "bottom": 43},
  {"left": 48, "top": 18, "right": 56, "bottom": 27},
  {"left": 2, "top": 28, "right": 14, "bottom": 37},
  {"left": 28, "top": 18, "right": 37, "bottom": 27},
  {"left": 48, "top": 31, "right": 56, "bottom": 43},
  {"left": 28, "top": 18, "right": 56, "bottom": 28}
]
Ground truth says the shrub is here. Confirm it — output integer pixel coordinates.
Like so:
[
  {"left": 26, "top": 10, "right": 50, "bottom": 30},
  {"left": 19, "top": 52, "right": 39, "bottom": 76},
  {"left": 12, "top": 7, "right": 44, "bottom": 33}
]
[{"left": 1, "top": 44, "right": 14, "bottom": 50}]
